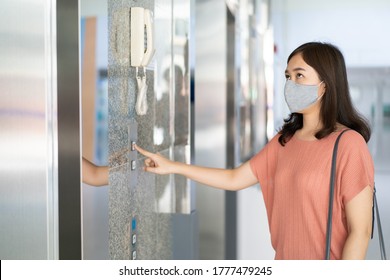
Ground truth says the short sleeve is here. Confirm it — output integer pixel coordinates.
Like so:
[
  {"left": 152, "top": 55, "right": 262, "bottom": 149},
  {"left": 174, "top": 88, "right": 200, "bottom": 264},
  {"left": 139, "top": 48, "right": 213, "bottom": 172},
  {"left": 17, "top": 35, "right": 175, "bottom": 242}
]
[
  {"left": 249, "top": 134, "right": 280, "bottom": 195},
  {"left": 337, "top": 130, "right": 374, "bottom": 205}
]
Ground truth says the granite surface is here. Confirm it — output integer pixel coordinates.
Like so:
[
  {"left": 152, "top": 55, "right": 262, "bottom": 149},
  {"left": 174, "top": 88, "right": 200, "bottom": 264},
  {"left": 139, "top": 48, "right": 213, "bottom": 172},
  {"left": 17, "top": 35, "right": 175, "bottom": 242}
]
[{"left": 108, "top": 0, "right": 190, "bottom": 260}]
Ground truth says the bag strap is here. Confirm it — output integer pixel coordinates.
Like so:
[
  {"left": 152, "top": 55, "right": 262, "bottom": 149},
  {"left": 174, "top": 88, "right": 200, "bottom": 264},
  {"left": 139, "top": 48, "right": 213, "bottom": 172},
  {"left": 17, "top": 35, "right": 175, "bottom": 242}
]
[
  {"left": 325, "top": 129, "right": 350, "bottom": 260},
  {"left": 325, "top": 129, "right": 387, "bottom": 260},
  {"left": 373, "top": 184, "right": 387, "bottom": 260}
]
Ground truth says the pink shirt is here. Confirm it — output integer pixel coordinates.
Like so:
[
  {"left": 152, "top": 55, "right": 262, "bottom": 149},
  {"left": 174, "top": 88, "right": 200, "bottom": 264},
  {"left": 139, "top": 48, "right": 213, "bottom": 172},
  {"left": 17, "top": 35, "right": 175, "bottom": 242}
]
[{"left": 250, "top": 130, "right": 374, "bottom": 259}]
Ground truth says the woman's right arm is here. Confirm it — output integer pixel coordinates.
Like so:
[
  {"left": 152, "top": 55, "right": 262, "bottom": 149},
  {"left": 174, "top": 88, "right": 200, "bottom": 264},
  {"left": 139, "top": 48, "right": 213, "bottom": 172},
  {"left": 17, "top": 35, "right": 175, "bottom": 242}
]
[{"left": 135, "top": 145, "right": 258, "bottom": 191}]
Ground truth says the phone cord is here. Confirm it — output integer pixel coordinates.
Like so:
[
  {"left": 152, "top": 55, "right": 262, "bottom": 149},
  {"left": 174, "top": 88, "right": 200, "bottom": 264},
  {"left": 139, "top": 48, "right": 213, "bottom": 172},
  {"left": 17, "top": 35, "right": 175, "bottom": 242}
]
[{"left": 136, "top": 71, "right": 148, "bottom": 115}]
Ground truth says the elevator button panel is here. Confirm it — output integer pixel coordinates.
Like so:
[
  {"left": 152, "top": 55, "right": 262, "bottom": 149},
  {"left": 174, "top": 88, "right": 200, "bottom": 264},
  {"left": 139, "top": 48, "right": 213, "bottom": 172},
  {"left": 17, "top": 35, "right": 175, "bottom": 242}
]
[
  {"left": 131, "top": 216, "right": 137, "bottom": 260},
  {"left": 128, "top": 121, "right": 138, "bottom": 188}
]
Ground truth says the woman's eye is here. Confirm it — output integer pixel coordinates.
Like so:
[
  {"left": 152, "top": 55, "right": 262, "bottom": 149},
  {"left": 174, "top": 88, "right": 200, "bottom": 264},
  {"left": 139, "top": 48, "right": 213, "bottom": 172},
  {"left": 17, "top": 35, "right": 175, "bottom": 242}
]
[
  {"left": 285, "top": 74, "right": 290, "bottom": 80},
  {"left": 296, "top": 73, "right": 304, "bottom": 78}
]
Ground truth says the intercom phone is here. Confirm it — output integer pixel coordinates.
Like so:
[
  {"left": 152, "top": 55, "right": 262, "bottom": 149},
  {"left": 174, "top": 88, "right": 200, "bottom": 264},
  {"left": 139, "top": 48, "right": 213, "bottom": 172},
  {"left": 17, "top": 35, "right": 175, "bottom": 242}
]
[
  {"left": 130, "top": 7, "right": 154, "bottom": 68},
  {"left": 112, "top": 7, "right": 155, "bottom": 115}
]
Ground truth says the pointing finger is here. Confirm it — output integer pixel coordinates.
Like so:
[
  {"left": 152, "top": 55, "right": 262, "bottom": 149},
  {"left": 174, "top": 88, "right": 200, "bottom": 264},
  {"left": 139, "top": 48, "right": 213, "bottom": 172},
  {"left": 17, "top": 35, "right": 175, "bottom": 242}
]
[{"left": 135, "top": 144, "right": 154, "bottom": 158}]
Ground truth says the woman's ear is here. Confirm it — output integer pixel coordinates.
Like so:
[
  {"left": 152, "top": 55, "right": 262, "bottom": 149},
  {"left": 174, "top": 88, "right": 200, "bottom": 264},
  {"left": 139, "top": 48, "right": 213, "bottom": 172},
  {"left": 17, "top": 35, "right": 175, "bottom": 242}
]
[{"left": 321, "top": 82, "right": 326, "bottom": 94}]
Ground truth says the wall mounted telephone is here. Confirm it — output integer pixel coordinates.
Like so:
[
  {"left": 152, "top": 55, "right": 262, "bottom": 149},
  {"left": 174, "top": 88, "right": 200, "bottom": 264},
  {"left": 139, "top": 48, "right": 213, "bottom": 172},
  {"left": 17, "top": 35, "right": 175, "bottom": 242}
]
[
  {"left": 130, "top": 7, "right": 155, "bottom": 116},
  {"left": 112, "top": 7, "right": 155, "bottom": 116},
  {"left": 130, "top": 7, "right": 154, "bottom": 68}
]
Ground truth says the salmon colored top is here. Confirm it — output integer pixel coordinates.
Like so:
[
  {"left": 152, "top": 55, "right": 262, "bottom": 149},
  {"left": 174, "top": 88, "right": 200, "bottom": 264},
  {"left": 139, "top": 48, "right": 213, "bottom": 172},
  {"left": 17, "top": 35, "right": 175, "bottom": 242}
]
[{"left": 249, "top": 129, "right": 374, "bottom": 260}]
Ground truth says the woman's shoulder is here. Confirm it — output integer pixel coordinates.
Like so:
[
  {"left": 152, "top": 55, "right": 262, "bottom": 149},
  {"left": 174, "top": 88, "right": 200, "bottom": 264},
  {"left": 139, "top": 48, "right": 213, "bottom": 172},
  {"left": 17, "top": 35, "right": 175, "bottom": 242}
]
[
  {"left": 269, "top": 132, "right": 283, "bottom": 146},
  {"left": 257, "top": 132, "right": 282, "bottom": 153},
  {"left": 337, "top": 128, "right": 369, "bottom": 151},
  {"left": 338, "top": 128, "right": 365, "bottom": 141}
]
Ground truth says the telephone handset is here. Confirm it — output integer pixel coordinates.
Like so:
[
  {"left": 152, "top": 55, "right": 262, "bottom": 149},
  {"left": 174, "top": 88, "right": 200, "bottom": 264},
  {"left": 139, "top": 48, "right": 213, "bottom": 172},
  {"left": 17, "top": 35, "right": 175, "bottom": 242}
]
[
  {"left": 130, "top": 7, "right": 155, "bottom": 67},
  {"left": 130, "top": 7, "right": 155, "bottom": 115},
  {"left": 112, "top": 7, "right": 155, "bottom": 116}
]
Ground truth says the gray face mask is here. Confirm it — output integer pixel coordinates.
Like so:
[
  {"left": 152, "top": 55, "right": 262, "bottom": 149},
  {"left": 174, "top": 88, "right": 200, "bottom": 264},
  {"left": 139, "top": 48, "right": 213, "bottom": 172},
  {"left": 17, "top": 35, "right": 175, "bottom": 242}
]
[{"left": 284, "top": 79, "right": 324, "bottom": 113}]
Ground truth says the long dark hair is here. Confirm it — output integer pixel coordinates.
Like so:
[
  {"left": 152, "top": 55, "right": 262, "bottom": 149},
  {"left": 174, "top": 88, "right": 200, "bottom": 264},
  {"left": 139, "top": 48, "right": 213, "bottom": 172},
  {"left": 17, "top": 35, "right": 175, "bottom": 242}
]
[{"left": 278, "top": 42, "right": 371, "bottom": 145}]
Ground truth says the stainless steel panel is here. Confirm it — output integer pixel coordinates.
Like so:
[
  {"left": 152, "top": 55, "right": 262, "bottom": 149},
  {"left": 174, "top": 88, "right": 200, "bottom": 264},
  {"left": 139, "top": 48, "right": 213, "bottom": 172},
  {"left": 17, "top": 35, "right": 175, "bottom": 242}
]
[
  {"left": 57, "top": 0, "right": 82, "bottom": 259},
  {"left": 225, "top": 5, "right": 238, "bottom": 260},
  {"left": 0, "top": 0, "right": 57, "bottom": 259},
  {"left": 0, "top": 0, "right": 81, "bottom": 260},
  {"left": 172, "top": 0, "right": 191, "bottom": 214},
  {"left": 195, "top": 0, "right": 269, "bottom": 260},
  {"left": 236, "top": 0, "right": 271, "bottom": 260},
  {"left": 195, "top": 0, "right": 227, "bottom": 260}
]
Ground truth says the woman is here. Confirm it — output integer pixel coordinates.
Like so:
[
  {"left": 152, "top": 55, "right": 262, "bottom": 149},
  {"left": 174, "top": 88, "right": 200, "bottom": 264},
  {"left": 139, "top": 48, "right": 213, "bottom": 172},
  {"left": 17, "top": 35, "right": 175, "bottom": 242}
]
[{"left": 136, "top": 42, "right": 374, "bottom": 260}]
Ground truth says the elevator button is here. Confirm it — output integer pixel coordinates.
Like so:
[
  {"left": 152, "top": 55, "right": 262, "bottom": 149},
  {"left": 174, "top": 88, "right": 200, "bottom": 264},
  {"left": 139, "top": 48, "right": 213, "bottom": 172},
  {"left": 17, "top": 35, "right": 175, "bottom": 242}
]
[
  {"left": 131, "top": 141, "right": 136, "bottom": 151},
  {"left": 131, "top": 160, "right": 136, "bottom": 170}
]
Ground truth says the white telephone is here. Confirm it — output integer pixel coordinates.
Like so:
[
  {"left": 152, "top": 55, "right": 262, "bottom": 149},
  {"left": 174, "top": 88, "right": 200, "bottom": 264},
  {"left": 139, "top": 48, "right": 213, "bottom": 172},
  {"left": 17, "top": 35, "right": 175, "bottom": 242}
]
[
  {"left": 112, "top": 7, "right": 155, "bottom": 116},
  {"left": 130, "top": 7, "right": 155, "bottom": 67},
  {"left": 130, "top": 7, "right": 155, "bottom": 116}
]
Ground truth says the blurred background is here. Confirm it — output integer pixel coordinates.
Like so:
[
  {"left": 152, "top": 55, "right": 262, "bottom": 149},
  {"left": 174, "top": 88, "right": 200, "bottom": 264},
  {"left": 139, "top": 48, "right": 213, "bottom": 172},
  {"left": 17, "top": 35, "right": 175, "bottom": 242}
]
[{"left": 0, "top": 0, "right": 388, "bottom": 259}]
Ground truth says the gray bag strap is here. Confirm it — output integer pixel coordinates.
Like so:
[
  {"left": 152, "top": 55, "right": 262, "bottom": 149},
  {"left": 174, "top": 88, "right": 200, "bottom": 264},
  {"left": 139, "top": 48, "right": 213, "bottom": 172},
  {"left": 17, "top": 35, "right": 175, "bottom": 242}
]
[
  {"left": 325, "top": 129, "right": 350, "bottom": 260},
  {"left": 325, "top": 129, "right": 387, "bottom": 260},
  {"left": 373, "top": 184, "right": 387, "bottom": 260}
]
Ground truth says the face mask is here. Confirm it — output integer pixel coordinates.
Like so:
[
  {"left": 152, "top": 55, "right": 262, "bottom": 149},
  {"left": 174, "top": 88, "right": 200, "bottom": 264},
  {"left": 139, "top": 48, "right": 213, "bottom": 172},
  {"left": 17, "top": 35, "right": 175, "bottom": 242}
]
[{"left": 284, "top": 79, "right": 324, "bottom": 113}]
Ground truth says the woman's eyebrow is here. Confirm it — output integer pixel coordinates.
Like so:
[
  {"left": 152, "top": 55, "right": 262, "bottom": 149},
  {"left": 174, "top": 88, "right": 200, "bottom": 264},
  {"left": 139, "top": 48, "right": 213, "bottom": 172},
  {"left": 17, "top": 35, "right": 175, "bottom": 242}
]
[{"left": 285, "top": 67, "right": 306, "bottom": 74}]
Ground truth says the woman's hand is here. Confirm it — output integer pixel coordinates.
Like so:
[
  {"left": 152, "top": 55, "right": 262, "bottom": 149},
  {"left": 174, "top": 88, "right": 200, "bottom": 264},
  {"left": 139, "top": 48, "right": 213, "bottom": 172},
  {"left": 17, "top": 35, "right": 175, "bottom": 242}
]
[
  {"left": 135, "top": 145, "right": 178, "bottom": 175},
  {"left": 135, "top": 144, "right": 257, "bottom": 191}
]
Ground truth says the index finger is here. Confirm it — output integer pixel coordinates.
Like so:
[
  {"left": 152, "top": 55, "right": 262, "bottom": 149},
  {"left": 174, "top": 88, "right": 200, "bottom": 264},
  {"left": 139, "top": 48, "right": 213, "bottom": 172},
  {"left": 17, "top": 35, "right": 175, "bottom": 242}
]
[{"left": 134, "top": 144, "right": 154, "bottom": 158}]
